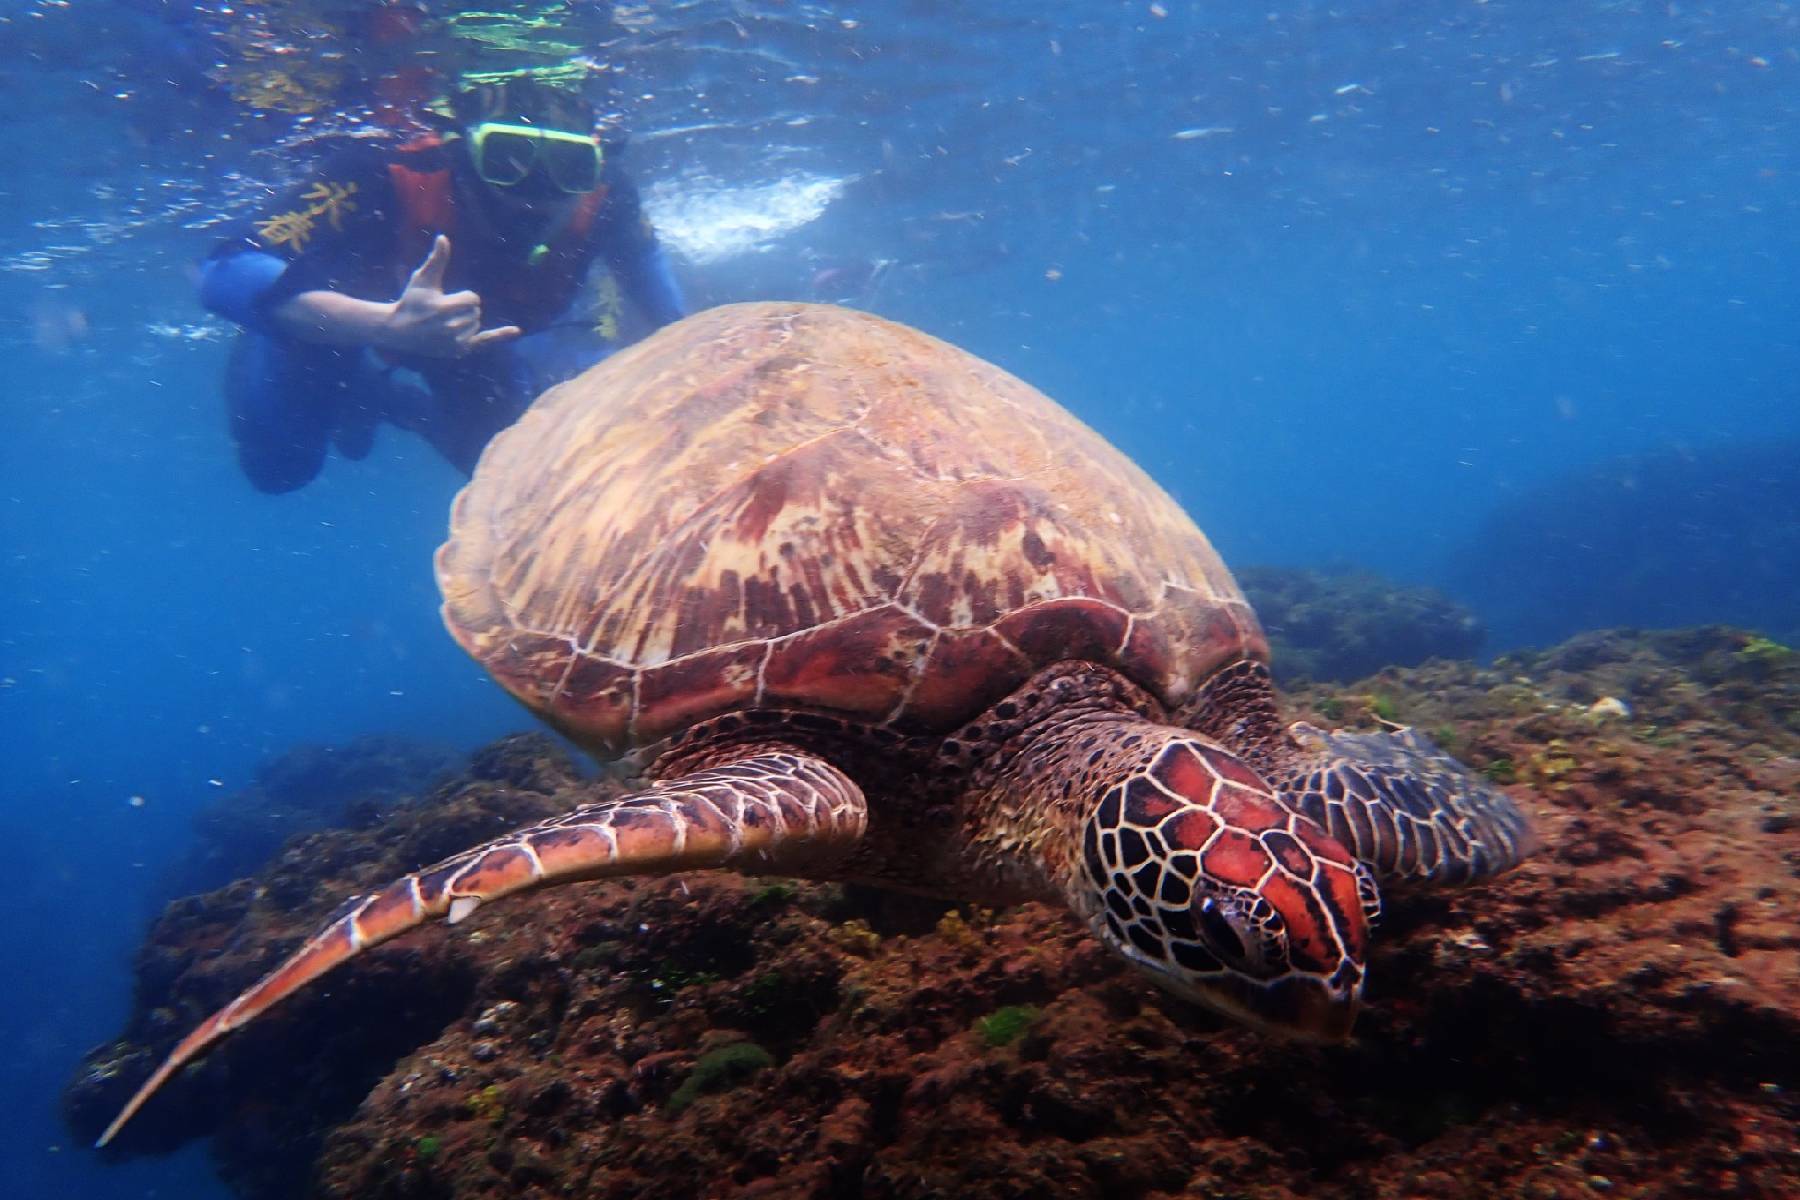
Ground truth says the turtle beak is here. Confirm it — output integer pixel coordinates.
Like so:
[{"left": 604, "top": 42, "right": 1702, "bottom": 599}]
[
  {"left": 1234, "top": 967, "right": 1364, "bottom": 1042},
  {"left": 1121, "top": 932, "right": 1364, "bottom": 1042}
]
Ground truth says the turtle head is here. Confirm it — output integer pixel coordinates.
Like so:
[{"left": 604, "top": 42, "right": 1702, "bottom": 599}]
[{"left": 1075, "top": 738, "right": 1378, "bottom": 1041}]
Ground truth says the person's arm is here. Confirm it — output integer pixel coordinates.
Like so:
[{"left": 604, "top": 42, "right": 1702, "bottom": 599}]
[
  {"left": 594, "top": 168, "right": 690, "bottom": 329},
  {"left": 271, "top": 236, "right": 520, "bottom": 358},
  {"left": 268, "top": 289, "right": 402, "bottom": 345},
  {"left": 199, "top": 146, "right": 518, "bottom": 357},
  {"left": 611, "top": 239, "right": 689, "bottom": 329}
]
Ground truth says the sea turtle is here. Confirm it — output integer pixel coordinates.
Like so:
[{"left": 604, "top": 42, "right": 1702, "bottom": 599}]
[{"left": 100, "top": 302, "right": 1532, "bottom": 1145}]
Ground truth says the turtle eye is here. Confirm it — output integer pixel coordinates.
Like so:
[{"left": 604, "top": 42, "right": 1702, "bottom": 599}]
[
  {"left": 1196, "top": 897, "right": 1248, "bottom": 962},
  {"left": 1194, "top": 893, "right": 1285, "bottom": 976}
]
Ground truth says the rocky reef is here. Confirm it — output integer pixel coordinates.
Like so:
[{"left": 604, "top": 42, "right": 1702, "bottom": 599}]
[
  {"left": 1236, "top": 565, "right": 1484, "bottom": 683},
  {"left": 68, "top": 628, "right": 1800, "bottom": 1199}
]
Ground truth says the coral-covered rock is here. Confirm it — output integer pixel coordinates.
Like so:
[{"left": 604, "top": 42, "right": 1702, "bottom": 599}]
[
  {"left": 69, "top": 635, "right": 1800, "bottom": 1200},
  {"left": 65, "top": 735, "right": 584, "bottom": 1195},
  {"left": 1237, "top": 565, "right": 1484, "bottom": 683}
]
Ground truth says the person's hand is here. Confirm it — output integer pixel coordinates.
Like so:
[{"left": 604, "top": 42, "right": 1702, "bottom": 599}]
[{"left": 381, "top": 235, "right": 522, "bottom": 358}]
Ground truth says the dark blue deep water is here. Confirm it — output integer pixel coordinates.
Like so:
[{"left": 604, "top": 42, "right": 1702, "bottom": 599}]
[{"left": 3, "top": 3, "right": 1796, "bottom": 1195}]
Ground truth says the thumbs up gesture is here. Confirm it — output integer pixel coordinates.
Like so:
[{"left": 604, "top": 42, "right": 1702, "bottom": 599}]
[{"left": 383, "top": 235, "right": 522, "bottom": 358}]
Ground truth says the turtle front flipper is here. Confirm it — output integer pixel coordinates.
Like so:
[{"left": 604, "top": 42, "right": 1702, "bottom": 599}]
[
  {"left": 97, "top": 746, "right": 866, "bottom": 1148},
  {"left": 1265, "top": 723, "right": 1534, "bottom": 887}
]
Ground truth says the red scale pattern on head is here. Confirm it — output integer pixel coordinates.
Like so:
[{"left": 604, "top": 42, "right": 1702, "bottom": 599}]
[
  {"left": 1258, "top": 871, "right": 1339, "bottom": 974},
  {"left": 1319, "top": 860, "right": 1370, "bottom": 934},
  {"left": 1192, "top": 743, "right": 1270, "bottom": 791},
  {"left": 1209, "top": 783, "right": 1289, "bottom": 834},
  {"left": 1199, "top": 828, "right": 1270, "bottom": 889},
  {"left": 1123, "top": 775, "right": 1186, "bottom": 825},
  {"left": 1264, "top": 831, "right": 1315, "bottom": 878},
  {"left": 1150, "top": 743, "right": 1222, "bottom": 806},
  {"left": 1161, "top": 807, "right": 1220, "bottom": 849}
]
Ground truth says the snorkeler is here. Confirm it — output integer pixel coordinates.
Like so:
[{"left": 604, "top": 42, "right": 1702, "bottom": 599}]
[{"left": 199, "top": 77, "right": 689, "bottom": 492}]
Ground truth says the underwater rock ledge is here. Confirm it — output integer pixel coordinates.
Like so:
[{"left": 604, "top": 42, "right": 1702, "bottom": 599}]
[
  {"left": 67, "top": 628, "right": 1800, "bottom": 1199},
  {"left": 1235, "top": 565, "right": 1484, "bottom": 684}
]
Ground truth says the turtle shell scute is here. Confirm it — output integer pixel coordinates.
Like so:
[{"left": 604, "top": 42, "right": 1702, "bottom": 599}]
[{"left": 438, "top": 302, "right": 1266, "bottom": 757}]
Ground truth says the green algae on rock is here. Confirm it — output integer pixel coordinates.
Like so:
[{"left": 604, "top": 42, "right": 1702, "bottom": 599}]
[
  {"left": 976, "top": 1005, "right": 1041, "bottom": 1048},
  {"left": 666, "top": 1043, "right": 774, "bottom": 1115}
]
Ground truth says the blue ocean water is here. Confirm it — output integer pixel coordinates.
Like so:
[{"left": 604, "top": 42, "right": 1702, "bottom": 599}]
[{"left": 2, "top": 2, "right": 1795, "bottom": 1195}]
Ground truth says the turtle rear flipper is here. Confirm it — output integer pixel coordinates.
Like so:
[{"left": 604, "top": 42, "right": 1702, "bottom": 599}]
[
  {"left": 96, "top": 746, "right": 867, "bottom": 1148},
  {"left": 1268, "top": 723, "right": 1534, "bottom": 887}
]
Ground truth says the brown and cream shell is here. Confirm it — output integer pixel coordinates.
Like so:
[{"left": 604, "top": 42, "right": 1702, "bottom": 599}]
[{"left": 438, "top": 302, "right": 1265, "bottom": 757}]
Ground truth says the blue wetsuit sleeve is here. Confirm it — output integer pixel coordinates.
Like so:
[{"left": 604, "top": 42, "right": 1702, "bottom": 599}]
[
  {"left": 613, "top": 240, "right": 689, "bottom": 329},
  {"left": 197, "top": 245, "right": 292, "bottom": 334},
  {"left": 594, "top": 166, "right": 689, "bottom": 328},
  {"left": 198, "top": 145, "right": 397, "bottom": 335}
]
